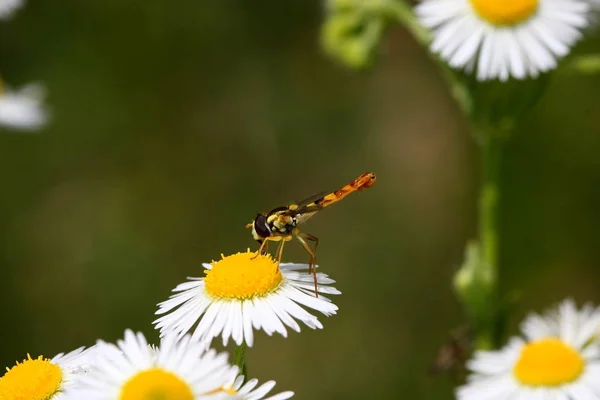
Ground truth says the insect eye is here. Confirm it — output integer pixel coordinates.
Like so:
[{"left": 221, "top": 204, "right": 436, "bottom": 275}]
[{"left": 254, "top": 214, "right": 271, "bottom": 238}]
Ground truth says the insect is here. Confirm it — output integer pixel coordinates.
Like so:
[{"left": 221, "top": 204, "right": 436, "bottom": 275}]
[{"left": 246, "top": 172, "right": 377, "bottom": 296}]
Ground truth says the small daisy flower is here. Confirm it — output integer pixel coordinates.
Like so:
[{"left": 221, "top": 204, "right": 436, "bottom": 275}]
[
  {"left": 67, "top": 330, "right": 292, "bottom": 400},
  {"left": 0, "top": 0, "right": 24, "bottom": 20},
  {"left": 0, "top": 346, "right": 94, "bottom": 400},
  {"left": 0, "top": 82, "right": 48, "bottom": 130},
  {"left": 457, "top": 299, "right": 600, "bottom": 400},
  {"left": 415, "top": 0, "right": 592, "bottom": 81},
  {"left": 153, "top": 251, "right": 341, "bottom": 347}
]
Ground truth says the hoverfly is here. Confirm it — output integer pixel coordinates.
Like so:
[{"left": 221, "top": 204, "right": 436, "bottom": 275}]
[{"left": 246, "top": 172, "right": 377, "bottom": 296}]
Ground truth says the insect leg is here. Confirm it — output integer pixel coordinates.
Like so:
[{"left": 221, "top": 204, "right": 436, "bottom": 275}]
[
  {"left": 276, "top": 239, "right": 286, "bottom": 264},
  {"left": 296, "top": 234, "right": 319, "bottom": 297},
  {"left": 297, "top": 232, "right": 319, "bottom": 276},
  {"left": 252, "top": 238, "right": 270, "bottom": 259},
  {"left": 300, "top": 232, "right": 319, "bottom": 271}
]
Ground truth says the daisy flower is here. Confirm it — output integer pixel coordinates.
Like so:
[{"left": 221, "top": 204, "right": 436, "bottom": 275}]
[
  {"left": 457, "top": 299, "right": 600, "bottom": 400},
  {"left": 0, "top": 345, "right": 94, "bottom": 400},
  {"left": 415, "top": 0, "right": 592, "bottom": 81},
  {"left": 0, "top": 0, "right": 24, "bottom": 20},
  {"left": 66, "top": 330, "right": 292, "bottom": 400},
  {"left": 153, "top": 250, "right": 341, "bottom": 347},
  {"left": 0, "top": 82, "right": 48, "bottom": 130}
]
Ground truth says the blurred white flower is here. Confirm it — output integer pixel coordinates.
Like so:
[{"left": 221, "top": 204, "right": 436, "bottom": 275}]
[
  {"left": 457, "top": 299, "right": 600, "bottom": 400},
  {"left": 0, "top": 83, "right": 48, "bottom": 130},
  {"left": 0, "top": 0, "right": 24, "bottom": 20},
  {"left": 66, "top": 330, "right": 292, "bottom": 400},
  {"left": 154, "top": 251, "right": 340, "bottom": 348},
  {"left": 415, "top": 0, "right": 592, "bottom": 81},
  {"left": 0, "top": 345, "right": 95, "bottom": 400}
]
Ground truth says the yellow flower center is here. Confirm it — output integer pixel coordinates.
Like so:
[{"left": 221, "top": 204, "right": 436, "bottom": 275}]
[
  {"left": 120, "top": 368, "right": 194, "bottom": 400},
  {"left": 470, "top": 0, "right": 539, "bottom": 26},
  {"left": 514, "top": 338, "right": 585, "bottom": 386},
  {"left": 204, "top": 251, "right": 283, "bottom": 299},
  {"left": 0, "top": 355, "right": 63, "bottom": 400}
]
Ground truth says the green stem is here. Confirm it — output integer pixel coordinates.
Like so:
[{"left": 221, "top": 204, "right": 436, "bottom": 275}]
[
  {"left": 475, "top": 132, "right": 503, "bottom": 349},
  {"left": 233, "top": 342, "right": 248, "bottom": 378}
]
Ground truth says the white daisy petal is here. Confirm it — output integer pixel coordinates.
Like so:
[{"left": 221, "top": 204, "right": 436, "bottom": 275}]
[
  {"left": 290, "top": 279, "right": 342, "bottom": 296},
  {"left": 450, "top": 21, "right": 485, "bottom": 68},
  {"left": 265, "top": 293, "right": 302, "bottom": 333},
  {"left": 415, "top": 0, "right": 592, "bottom": 80},
  {"left": 258, "top": 297, "right": 289, "bottom": 338},
  {"left": 283, "top": 270, "right": 336, "bottom": 285},
  {"left": 154, "top": 252, "right": 340, "bottom": 349},
  {"left": 204, "top": 302, "right": 229, "bottom": 343},
  {"left": 237, "top": 378, "right": 260, "bottom": 396},
  {"left": 521, "top": 313, "right": 557, "bottom": 340},
  {"left": 280, "top": 285, "right": 338, "bottom": 316},
  {"left": 274, "top": 291, "right": 323, "bottom": 329},
  {"left": 222, "top": 377, "right": 294, "bottom": 400},
  {"left": 246, "top": 381, "right": 277, "bottom": 400},
  {"left": 220, "top": 302, "right": 235, "bottom": 346},
  {"left": 242, "top": 300, "right": 255, "bottom": 347}
]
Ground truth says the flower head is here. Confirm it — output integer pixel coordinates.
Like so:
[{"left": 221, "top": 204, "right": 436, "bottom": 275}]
[
  {"left": 0, "top": 82, "right": 48, "bottom": 130},
  {"left": 66, "top": 330, "right": 292, "bottom": 400},
  {"left": 415, "top": 0, "right": 592, "bottom": 81},
  {"left": 457, "top": 299, "right": 600, "bottom": 399},
  {"left": 0, "top": 346, "right": 94, "bottom": 400},
  {"left": 153, "top": 251, "right": 341, "bottom": 347}
]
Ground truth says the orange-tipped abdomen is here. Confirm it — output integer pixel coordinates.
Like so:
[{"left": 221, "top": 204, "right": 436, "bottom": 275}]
[{"left": 355, "top": 172, "right": 377, "bottom": 190}]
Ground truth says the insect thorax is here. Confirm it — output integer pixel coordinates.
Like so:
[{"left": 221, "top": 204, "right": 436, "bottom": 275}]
[{"left": 267, "top": 212, "right": 296, "bottom": 235}]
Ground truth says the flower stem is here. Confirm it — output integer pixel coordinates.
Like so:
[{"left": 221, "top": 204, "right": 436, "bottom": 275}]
[
  {"left": 476, "top": 131, "right": 503, "bottom": 349},
  {"left": 233, "top": 342, "right": 248, "bottom": 378}
]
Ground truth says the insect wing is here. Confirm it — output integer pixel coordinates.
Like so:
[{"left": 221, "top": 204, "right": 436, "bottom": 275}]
[
  {"left": 284, "top": 191, "right": 324, "bottom": 213},
  {"left": 293, "top": 210, "right": 320, "bottom": 225}
]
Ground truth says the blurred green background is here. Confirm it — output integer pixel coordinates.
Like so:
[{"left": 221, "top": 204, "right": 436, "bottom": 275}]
[{"left": 1, "top": 1, "right": 599, "bottom": 399}]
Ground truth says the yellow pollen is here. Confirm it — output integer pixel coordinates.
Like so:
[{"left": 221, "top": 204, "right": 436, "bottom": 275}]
[
  {"left": 120, "top": 368, "right": 194, "bottom": 400},
  {"left": 204, "top": 251, "right": 283, "bottom": 299},
  {"left": 514, "top": 338, "right": 585, "bottom": 386},
  {"left": 470, "top": 0, "right": 539, "bottom": 26},
  {"left": 0, "top": 354, "right": 63, "bottom": 400}
]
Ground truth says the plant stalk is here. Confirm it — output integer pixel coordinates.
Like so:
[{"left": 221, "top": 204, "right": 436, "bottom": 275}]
[
  {"left": 233, "top": 342, "right": 248, "bottom": 378},
  {"left": 475, "top": 132, "right": 503, "bottom": 349}
]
